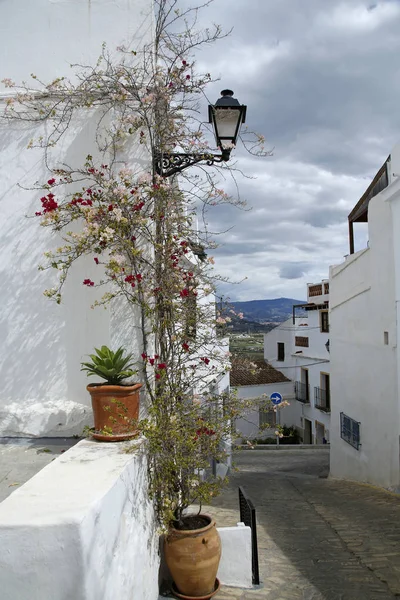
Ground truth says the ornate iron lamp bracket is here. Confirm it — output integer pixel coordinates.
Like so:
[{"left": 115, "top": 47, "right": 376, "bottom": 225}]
[{"left": 155, "top": 151, "right": 230, "bottom": 177}]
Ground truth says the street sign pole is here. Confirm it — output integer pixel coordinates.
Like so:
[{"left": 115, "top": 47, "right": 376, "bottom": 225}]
[
  {"left": 270, "top": 392, "right": 283, "bottom": 450},
  {"left": 276, "top": 407, "right": 279, "bottom": 448}
]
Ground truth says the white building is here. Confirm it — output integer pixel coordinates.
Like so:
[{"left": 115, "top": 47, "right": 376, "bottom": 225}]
[
  {"left": 264, "top": 281, "right": 330, "bottom": 444},
  {"left": 231, "top": 360, "right": 296, "bottom": 441},
  {"left": 0, "top": 0, "right": 154, "bottom": 437},
  {"left": 329, "top": 143, "right": 400, "bottom": 490}
]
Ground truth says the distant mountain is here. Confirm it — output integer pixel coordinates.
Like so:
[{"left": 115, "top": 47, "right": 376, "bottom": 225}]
[{"left": 231, "top": 297, "right": 305, "bottom": 324}]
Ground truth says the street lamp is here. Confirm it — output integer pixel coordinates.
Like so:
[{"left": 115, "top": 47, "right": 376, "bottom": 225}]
[{"left": 155, "top": 89, "right": 247, "bottom": 177}]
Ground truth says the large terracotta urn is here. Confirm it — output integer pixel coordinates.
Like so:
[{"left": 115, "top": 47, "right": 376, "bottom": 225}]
[
  {"left": 86, "top": 382, "right": 142, "bottom": 442},
  {"left": 164, "top": 515, "right": 221, "bottom": 599}
]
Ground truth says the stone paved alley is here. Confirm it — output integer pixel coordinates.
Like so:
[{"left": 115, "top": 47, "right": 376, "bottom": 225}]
[{"left": 208, "top": 449, "right": 400, "bottom": 600}]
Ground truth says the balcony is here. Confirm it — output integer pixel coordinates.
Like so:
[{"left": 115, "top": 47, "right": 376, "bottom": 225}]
[
  {"left": 295, "top": 381, "right": 310, "bottom": 404},
  {"left": 314, "top": 387, "right": 330, "bottom": 412}
]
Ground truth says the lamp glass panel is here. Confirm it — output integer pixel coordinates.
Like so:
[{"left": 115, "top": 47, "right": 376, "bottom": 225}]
[{"left": 214, "top": 108, "right": 241, "bottom": 147}]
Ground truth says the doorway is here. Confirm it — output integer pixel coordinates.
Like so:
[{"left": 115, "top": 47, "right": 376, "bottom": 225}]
[
  {"left": 315, "top": 421, "right": 325, "bottom": 445},
  {"left": 303, "top": 418, "right": 312, "bottom": 444}
]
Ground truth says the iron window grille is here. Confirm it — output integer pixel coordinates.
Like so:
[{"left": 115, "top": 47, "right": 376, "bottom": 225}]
[
  {"left": 277, "top": 342, "right": 285, "bottom": 361},
  {"left": 295, "top": 381, "right": 310, "bottom": 403},
  {"left": 295, "top": 336, "right": 309, "bottom": 348},
  {"left": 340, "top": 412, "right": 361, "bottom": 450},
  {"left": 314, "top": 387, "right": 330, "bottom": 412}
]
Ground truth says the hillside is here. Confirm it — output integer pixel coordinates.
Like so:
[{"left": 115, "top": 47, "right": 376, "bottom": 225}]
[{"left": 231, "top": 297, "right": 305, "bottom": 324}]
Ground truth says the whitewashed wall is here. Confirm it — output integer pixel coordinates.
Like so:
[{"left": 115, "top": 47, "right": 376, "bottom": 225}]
[
  {"left": 233, "top": 381, "right": 297, "bottom": 440},
  {"left": 264, "top": 298, "right": 331, "bottom": 443},
  {"left": 0, "top": 0, "right": 154, "bottom": 436},
  {"left": 0, "top": 440, "right": 160, "bottom": 600},
  {"left": 330, "top": 175, "right": 400, "bottom": 489}
]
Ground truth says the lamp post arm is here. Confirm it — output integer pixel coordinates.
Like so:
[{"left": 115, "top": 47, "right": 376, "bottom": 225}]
[{"left": 154, "top": 151, "right": 230, "bottom": 177}]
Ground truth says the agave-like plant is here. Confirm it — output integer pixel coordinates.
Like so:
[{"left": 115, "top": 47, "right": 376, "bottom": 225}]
[{"left": 81, "top": 345, "right": 136, "bottom": 385}]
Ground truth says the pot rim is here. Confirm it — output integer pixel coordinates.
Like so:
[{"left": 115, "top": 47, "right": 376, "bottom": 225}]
[
  {"left": 86, "top": 382, "right": 142, "bottom": 393},
  {"left": 168, "top": 514, "right": 215, "bottom": 537}
]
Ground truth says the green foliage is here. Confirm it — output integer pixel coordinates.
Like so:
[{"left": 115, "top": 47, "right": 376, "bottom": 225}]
[{"left": 80, "top": 345, "right": 136, "bottom": 385}]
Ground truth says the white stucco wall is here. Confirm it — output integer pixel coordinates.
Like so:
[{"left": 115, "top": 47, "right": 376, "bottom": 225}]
[
  {"left": 0, "top": 440, "right": 160, "bottom": 600},
  {"left": 330, "top": 176, "right": 400, "bottom": 489},
  {"left": 0, "top": 0, "right": 154, "bottom": 436},
  {"left": 264, "top": 293, "right": 331, "bottom": 443},
  {"left": 233, "top": 381, "right": 297, "bottom": 440}
]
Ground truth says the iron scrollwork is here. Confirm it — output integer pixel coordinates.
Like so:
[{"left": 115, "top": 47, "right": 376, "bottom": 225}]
[{"left": 155, "top": 151, "right": 229, "bottom": 177}]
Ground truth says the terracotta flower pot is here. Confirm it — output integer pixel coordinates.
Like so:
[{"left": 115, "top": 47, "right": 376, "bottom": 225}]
[
  {"left": 86, "top": 382, "right": 142, "bottom": 441},
  {"left": 164, "top": 515, "right": 221, "bottom": 599}
]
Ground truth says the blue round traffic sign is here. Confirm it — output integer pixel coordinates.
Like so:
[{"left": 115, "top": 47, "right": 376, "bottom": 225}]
[{"left": 270, "top": 392, "right": 283, "bottom": 406}]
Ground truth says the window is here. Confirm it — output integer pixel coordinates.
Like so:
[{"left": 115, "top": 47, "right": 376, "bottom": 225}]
[
  {"left": 324, "top": 282, "right": 329, "bottom": 295},
  {"left": 308, "top": 284, "right": 322, "bottom": 297},
  {"left": 384, "top": 331, "right": 389, "bottom": 345},
  {"left": 295, "top": 336, "right": 309, "bottom": 348},
  {"left": 340, "top": 412, "right": 361, "bottom": 450},
  {"left": 320, "top": 310, "right": 329, "bottom": 333},
  {"left": 277, "top": 342, "right": 285, "bottom": 361},
  {"left": 259, "top": 406, "right": 276, "bottom": 427}
]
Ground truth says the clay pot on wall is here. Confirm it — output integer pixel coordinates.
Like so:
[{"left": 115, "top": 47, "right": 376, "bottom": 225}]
[
  {"left": 164, "top": 514, "right": 221, "bottom": 600},
  {"left": 86, "top": 382, "right": 142, "bottom": 442}
]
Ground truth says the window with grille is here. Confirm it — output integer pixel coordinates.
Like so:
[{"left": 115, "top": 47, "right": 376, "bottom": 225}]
[
  {"left": 309, "top": 284, "right": 322, "bottom": 297},
  {"left": 320, "top": 310, "right": 329, "bottom": 333},
  {"left": 259, "top": 406, "right": 276, "bottom": 427},
  {"left": 340, "top": 412, "right": 361, "bottom": 450},
  {"left": 295, "top": 336, "right": 309, "bottom": 347},
  {"left": 277, "top": 342, "right": 285, "bottom": 361}
]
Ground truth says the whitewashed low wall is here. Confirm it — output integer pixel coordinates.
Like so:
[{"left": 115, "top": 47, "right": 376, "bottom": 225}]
[
  {"left": 217, "top": 523, "right": 252, "bottom": 588},
  {"left": 0, "top": 439, "right": 159, "bottom": 600}
]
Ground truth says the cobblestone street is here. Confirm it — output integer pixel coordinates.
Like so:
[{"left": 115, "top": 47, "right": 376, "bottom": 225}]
[{"left": 209, "top": 449, "right": 400, "bottom": 600}]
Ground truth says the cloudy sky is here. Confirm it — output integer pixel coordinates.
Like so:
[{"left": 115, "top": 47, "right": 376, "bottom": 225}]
[{"left": 184, "top": 0, "right": 400, "bottom": 301}]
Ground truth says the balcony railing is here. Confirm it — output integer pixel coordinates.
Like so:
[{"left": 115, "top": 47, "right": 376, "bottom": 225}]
[
  {"left": 295, "top": 381, "right": 310, "bottom": 403},
  {"left": 314, "top": 387, "right": 330, "bottom": 412}
]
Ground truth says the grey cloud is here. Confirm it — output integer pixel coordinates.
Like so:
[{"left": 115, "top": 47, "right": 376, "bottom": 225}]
[
  {"left": 179, "top": 0, "right": 399, "bottom": 299},
  {"left": 279, "top": 262, "right": 312, "bottom": 280}
]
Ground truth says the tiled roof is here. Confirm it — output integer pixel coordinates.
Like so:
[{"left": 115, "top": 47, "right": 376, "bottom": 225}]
[{"left": 230, "top": 360, "right": 290, "bottom": 387}]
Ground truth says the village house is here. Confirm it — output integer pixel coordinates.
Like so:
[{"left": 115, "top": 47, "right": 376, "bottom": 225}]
[
  {"left": 329, "top": 142, "right": 400, "bottom": 490},
  {"left": 264, "top": 280, "right": 331, "bottom": 444}
]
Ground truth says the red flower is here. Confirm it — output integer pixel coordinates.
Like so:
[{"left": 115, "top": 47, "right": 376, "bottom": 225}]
[
  {"left": 180, "top": 289, "right": 190, "bottom": 298},
  {"left": 157, "top": 363, "right": 167, "bottom": 370},
  {"left": 108, "top": 204, "right": 114, "bottom": 211},
  {"left": 40, "top": 194, "right": 58, "bottom": 213},
  {"left": 35, "top": 211, "right": 42, "bottom": 216},
  {"left": 200, "top": 357, "right": 210, "bottom": 365},
  {"left": 83, "top": 279, "right": 94, "bottom": 287},
  {"left": 182, "top": 342, "right": 189, "bottom": 352},
  {"left": 141, "top": 353, "right": 147, "bottom": 360},
  {"left": 124, "top": 275, "right": 135, "bottom": 284},
  {"left": 47, "top": 178, "right": 56, "bottom": 186},
  {"left": 86, "top": 189, "right": 93, "bottom": 195},
  {"left": 186, "top": 75, "right": 191, "bottom": 80},
  {"left": 155, "top": 373, "right": 161, "bottom": 380},
  {"left": 136, "top": 274, "right": 143, "bottom": 282},
  {"left": 154, "top": 355, "right": 159, "bottom": 359},
  {"left": 149, "top": 358, "right": 155, "bottom": 366},
  {"left": 94, "top": 257, "right": 99, "bottom": 265}
]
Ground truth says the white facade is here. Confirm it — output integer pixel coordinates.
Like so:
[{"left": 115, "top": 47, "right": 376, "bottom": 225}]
[
  {"left": 330, "top": 143, "right": 400, "bottom": 490},
  {"left": 234, "top": 381, "right": 298, "bottom": 441},
  {"left": 0, "top": 0, "right": 154, "bottom": 436},
  {"left": 264, "top": 282, "right": 331, "bottom": 444}
]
